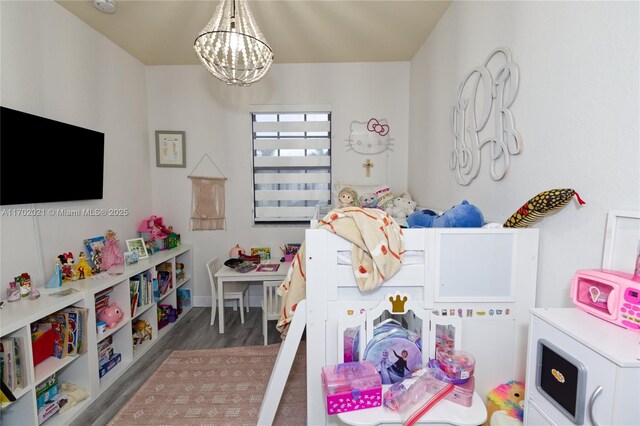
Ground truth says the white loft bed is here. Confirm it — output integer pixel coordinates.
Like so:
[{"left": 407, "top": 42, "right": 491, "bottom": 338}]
[{"left": 304, "top": 226, "right": 539, "bottom": 425}]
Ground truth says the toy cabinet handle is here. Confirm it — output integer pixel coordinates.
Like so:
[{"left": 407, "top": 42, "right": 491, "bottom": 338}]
[{"left": 587, "top": 385, "right": 603, "bottom": 426}]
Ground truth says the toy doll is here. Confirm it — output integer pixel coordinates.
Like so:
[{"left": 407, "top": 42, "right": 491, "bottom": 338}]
[
  {"left": 58, "top": 253, "right": 77, "bottom": 281},
  {"left": 101, "top": 230, "right": 124, "bottom": 275},
  {"left": 338, "top": 187, "right": 359, "bottom": 208},
  {"left": 74, "top": 252, "right": 92, "bottom": 279}
]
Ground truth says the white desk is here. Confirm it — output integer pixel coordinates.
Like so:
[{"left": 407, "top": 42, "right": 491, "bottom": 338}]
[{"left": 213, "top": 261, "right": 290, "bottom": 333}]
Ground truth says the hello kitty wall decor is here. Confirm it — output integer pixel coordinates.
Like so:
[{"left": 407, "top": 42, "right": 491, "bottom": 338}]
[
  {"left": 346, "top": 118, "right": 393, "bottom": 155},
  {"left": 450, "top": 47, "right": 522, "bottom": 186}
]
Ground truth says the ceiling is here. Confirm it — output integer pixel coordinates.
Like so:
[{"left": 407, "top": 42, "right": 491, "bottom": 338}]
[{"left": 56, "top": 0, "right": 451, "bottom": 65}]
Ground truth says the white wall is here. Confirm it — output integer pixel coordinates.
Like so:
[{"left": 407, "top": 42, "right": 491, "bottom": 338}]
[
  {"left": 408, "top": 1, "right": 639, "bottom": 307},
  {"left": 146, "top": 63, "right": 409, "bottom": 305},
  {"left": 0, "top": 1, "right": 152, "bottom": 295}
]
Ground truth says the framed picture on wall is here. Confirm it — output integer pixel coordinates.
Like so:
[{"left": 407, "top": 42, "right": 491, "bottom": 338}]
[{"left": 155, "top": 130, "right": 186, "bottom": 168}]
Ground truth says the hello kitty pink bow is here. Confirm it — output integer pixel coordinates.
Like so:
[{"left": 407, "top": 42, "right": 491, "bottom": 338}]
[{"left": 367, "top": 118, "right": 389, "bottom": 136}]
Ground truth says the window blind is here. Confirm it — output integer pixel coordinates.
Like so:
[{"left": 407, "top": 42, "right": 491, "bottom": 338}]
[{"left": 252, "top": 111, "right": 331, "bottom": 223}]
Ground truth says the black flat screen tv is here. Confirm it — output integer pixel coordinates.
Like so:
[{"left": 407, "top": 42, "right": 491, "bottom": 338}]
[{"left": 1, "top": 106, "right": 105, "bottom": 205}]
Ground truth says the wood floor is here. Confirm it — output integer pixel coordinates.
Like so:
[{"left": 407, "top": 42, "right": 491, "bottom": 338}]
[{"left": 71, "top": 307, "right": 282, "bottom": 426}]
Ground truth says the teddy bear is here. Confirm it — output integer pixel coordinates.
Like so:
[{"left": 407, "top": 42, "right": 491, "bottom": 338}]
[
  {"left": 359, "top": 192, "right": 378, "bottom": 208},
  {"left": 385, "top": 196, "right": 417, "bottom": 219},
  {"left": 407, "top": 200, "right": 484, "bottom": 228}
]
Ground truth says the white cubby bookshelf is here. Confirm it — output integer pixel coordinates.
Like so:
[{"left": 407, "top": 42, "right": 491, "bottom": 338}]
[{"left": 0, "top": 245, "right": 192, "bottom": 425}]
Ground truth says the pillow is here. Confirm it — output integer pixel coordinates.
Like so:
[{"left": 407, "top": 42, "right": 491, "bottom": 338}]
[
  {"left": 332, "top": 182, "right": 390, "bottom": 207},
  {"left": 375, "top": 186, "right": 394, "bottom": 210},
  {"left": 503, "top": 188, "right": 585, "bottom": 228}
]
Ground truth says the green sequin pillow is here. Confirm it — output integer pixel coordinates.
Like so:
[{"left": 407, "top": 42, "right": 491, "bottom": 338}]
[{"left": 504, "top": 188, "right": 585, "bottom": 228}]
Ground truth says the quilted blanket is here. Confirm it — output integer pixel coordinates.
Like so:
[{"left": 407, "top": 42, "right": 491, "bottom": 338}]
[{"left": 276, "top": 207, "right": 405, "bottom": 336}]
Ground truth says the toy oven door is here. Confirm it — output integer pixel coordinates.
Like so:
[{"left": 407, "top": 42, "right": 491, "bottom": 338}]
[
  {"left": 573, "top": 275, "right": 617, "bottom": 317},
  {"left": 536, "top": 339, "right": 587, "bottom": 425}
]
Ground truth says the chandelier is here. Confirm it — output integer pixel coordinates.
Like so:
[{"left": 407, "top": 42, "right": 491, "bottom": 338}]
[{"left": 194, "top": 0, "right": 274, "bottom": 86}]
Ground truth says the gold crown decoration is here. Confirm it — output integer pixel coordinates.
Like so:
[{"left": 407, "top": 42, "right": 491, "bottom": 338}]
[{"left": 389, "top": 293, "right": 408, "bottom": 313}]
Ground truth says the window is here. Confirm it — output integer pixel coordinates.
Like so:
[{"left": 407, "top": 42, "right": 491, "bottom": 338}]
[{"left": 252, "top": 108, "right": 331, "bottom": 224}]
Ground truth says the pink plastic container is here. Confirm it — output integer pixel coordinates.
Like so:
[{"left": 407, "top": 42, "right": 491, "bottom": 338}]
[
  {"left": 426, "top": 372, "right": 475, "bottom": 407},
  {"left": 436, "top": 346, "right": 475, "bottom": 382},
  {"left": 322, "top": 361, "right": 382, "bottom": 415}
]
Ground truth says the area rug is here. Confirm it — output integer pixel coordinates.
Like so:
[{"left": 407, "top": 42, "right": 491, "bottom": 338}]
[{"left": 108, "top": 344, "right": 306, "bottom": 425}]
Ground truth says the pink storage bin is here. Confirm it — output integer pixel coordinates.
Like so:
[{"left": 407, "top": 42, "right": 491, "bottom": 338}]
[{"left": 322, "top": 361, "right": 382, "bottom": 415}]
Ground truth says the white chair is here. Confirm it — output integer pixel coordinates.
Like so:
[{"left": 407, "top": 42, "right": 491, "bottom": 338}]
[
  {"left": 261, "top": 281, "right": 282, "bottom": 345},
  {"left": 207, "top": 257, "right": 249, "bottom": 326}
]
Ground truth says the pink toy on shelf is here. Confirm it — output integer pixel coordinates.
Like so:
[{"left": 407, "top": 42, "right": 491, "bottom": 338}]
[
  {"left": 138, "top": 215, "right": 170, "bottom": 251},
  {"left": 322, "top": 361, "right": 382, "bottom": 415},
  {"left": 98, "top": 303, "right": 124, "bottom": 328}
]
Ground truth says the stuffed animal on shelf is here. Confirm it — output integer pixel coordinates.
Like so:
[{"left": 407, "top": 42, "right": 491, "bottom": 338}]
[
  {"left": 359, "top": 192, "right": 378, "bottom": 208},
  {"left": 483, "top": 380, "right": 525, "bottom": 426},
  {"left": 338, "top": 187, "right": 359, "bottom": 208},
  {"left": 385, "top": 196, "right": 417, "bottom": 219},
  {"left": 407, "top": 200, "right": 484, "bottom": 228},
  {"left": 132, "top": 320, "right": 153, "bottom": 345}
]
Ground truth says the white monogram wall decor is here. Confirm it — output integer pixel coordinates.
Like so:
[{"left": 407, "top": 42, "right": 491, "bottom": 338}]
[
  {"left": 346, "top": 118, "right": 394, "bottom": 155},
  {"left": 450, "top": 47, "right": 522, "bottom": 185}
]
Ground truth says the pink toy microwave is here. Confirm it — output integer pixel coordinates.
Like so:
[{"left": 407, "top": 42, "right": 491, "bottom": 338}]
[
  {"left": 321, "top": 361, "right": 382, "bottom": 415},
  {"left": 570, "top": 269, "right": 640, "bottom": 332}
]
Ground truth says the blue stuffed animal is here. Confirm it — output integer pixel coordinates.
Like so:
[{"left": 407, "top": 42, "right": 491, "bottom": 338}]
[{"left": 406, "top": 200, "right": 485, "bottom": 228}]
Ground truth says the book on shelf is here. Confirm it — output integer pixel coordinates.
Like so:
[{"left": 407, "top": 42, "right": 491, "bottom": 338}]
[
  {"left": 96, "top": 335, "right": 113, "bottom": 353},
  {"left": 0, "top": 336, "right": 26, "bottom": 392},
  {"left": 1, "top": 381, "right": 16, "bottom": 403},
  {"left": 98, "top": 347, "right": 114, "bottom": 366},
  {"left": 44, "top": 312, "right": 70, "bottom": 359},
  {"left": 35, "top": 374, "right": 58, "bottom": 409},
  {"left": 95, "top": 286, "right": 113, "bottom": 314},
  {"left": 177, "top": 288, "right": 192, "bottom": 312},
  {"left": 61, "top": 307, "right": 88, "bottom": 356},
  {"left": 13, "top": 337, "right": 25, "bottom": 389},
  {"left": 130, "top": 271, "right": 154, "bottom": 314},
  {"left": 152, "top": 276, "right": 160, "bottom": 303},
  {"left": 157, "top": 270, "right": 172, "bottom": 297},
  {"left": 257, "top": 263, "right": 280, "bottom": 272},
  {"left": 95, "top": 286, "right": 113, "bottom": 300},
  {"left": 38, "top": 399, "right": 60, "bottom": 424},
  {"left": 0, "top": 338, "right": 16, "bottom": 391},
  {"left": 98, "top": 353, "right": 122, "bottom": 378},
  {"left": 131, "top": 293, "right": 139, "bottom": 317}
]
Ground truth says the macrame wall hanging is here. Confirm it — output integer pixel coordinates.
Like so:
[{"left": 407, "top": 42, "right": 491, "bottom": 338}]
[{"left": 188, "top": 154, "right": 227, "bottom": 231}]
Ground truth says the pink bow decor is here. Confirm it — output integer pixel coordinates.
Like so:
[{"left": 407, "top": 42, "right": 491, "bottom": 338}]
[{"left": 367, "top": 118, "right": 389, "bottom": 136}]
